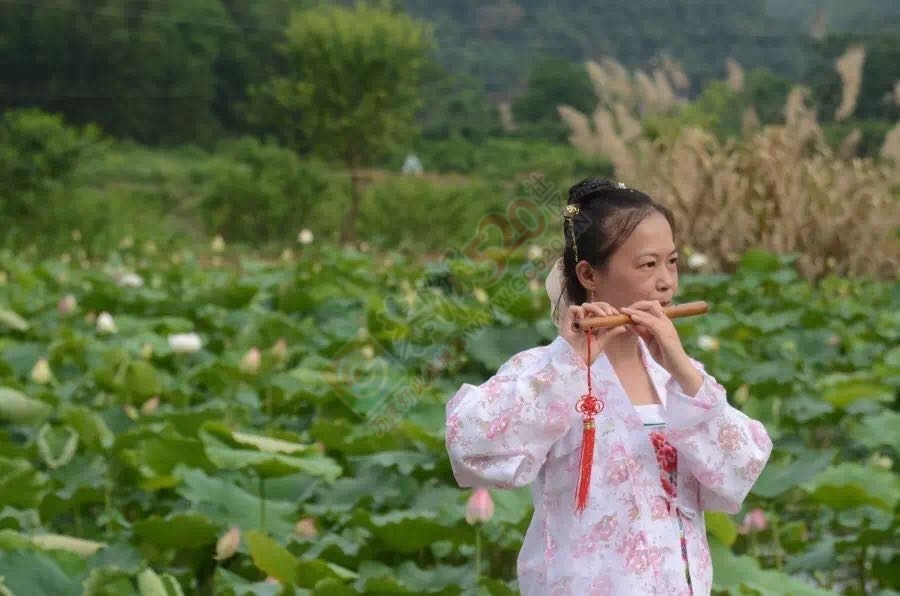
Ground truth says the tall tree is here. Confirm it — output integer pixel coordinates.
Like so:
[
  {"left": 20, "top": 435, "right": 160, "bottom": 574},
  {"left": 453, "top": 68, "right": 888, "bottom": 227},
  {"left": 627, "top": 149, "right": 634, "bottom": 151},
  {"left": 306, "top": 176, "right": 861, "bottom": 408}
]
[
  {"left": 0, "top": 0, "right": 234, "bottom": 145},
  {"left": 249, "top": 4, "right": 434, "bottom": 243},
  {"left": 511, "top": 56, "right": 595, "bottom": 142}
]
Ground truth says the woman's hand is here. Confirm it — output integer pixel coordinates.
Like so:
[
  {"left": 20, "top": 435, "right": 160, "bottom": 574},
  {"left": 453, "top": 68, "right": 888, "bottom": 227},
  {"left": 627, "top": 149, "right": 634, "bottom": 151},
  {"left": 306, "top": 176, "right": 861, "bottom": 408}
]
[
  {"left": 561, "top": 302, "right": 630, "bottom": 366},
  {"left": 620, "top": 300, "right": 691, "bottom": 373}
]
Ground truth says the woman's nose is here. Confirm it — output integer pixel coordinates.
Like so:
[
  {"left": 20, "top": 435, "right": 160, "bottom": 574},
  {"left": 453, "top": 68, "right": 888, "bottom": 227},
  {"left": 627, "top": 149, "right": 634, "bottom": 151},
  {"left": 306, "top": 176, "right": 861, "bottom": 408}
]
[{"left": 657, "top": 270, "right": 675, "bottom": 291}]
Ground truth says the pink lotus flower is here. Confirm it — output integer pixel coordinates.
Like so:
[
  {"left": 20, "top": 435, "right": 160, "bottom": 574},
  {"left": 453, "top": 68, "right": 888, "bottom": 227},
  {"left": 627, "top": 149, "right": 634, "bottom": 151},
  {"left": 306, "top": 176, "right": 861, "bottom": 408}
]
[
  {"left": 240, "top": 347, "right": 261, "bottom": 374},
  {"left": 465, "top": 488, "right": 494, "bottom": 525},
  {"left": 294, "top": 517, "right": 318, "bottom": 538},
  {"left": 739, "top": 508, "right": 768, "bottom": 534},
  {"left": 58, "top": 294, "right": 77, "bottom": 316}
]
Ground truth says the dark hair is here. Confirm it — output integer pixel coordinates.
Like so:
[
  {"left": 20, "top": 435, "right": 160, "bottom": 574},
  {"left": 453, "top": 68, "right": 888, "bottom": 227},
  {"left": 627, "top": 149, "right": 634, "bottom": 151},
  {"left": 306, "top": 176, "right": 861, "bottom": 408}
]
[{"left": 562, "top": 177, "right": 676, "bottom": 306}]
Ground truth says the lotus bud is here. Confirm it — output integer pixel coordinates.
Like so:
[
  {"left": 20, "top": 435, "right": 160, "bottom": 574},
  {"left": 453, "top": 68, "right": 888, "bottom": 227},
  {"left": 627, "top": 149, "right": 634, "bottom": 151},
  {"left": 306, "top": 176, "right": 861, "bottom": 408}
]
[
  {"left": 271, "top": 338, "right": 288, "bottom": 363},
  {"left": 168, "top": 333, "right": 202, "bottom": 354},
  {"left": 123, "top": 405, "right": 139, "bottom": 420},
  {"left": 697, "top": 335, "right": 720, "bottom": 351},
  {"left": 294, "top": 517, "right": 318, "bottom": 538},
  {"left": 30, "top": 358, "right": 53, "bottom": 385},
  {"left": 58, "top": 294, "right": 77, "bottom": 316},
  {"left": 141, "top": 396, "right": 160, "bottom": 415},
  {"left": 738, "top": 508, "right": 768, "bottom": 534},
  {"left": 297, "top": 229, "right": 314, "bottom": 245},
  {"left": 214, "top": 527, "right": 240, "bottom": 561},
  {"left": 465, "top": 488, "right": 494, "bottom": 525},
  {"left": 117, "top": 272, "right": 144, "bottom": 288},
  {"left": 96, "top": 312, "right": 117, "bottom": 334},
  {"left": 240, "top": 347, "right": 261, "bottom": 375}
]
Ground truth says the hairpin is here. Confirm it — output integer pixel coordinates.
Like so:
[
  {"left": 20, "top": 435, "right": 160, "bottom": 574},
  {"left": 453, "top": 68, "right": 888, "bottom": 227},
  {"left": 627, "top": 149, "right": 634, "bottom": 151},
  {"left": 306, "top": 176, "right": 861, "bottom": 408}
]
[{"left": 564, "top": 205, "right": 579, "bottom": 262}]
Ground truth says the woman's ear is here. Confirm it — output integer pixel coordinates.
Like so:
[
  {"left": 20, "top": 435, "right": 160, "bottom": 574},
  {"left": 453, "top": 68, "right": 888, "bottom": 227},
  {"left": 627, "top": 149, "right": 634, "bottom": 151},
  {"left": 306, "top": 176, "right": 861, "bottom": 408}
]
[{"left": 574, "top": 261, "right": 597, "bottom": 296}]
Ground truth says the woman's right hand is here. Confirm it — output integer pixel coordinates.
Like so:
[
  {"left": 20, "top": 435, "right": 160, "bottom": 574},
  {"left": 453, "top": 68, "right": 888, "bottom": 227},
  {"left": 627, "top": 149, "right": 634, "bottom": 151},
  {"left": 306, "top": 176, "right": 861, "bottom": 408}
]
[{"left": 561, "top": 302, "right": 629, "bottom": 366}]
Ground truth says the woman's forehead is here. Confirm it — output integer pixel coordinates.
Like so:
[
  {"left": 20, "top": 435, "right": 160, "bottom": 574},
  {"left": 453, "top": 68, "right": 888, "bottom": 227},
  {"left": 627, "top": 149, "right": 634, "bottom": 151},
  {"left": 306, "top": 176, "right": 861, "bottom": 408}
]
[{"left": 617, "top": 213, "right": 675, "bottom": 256}]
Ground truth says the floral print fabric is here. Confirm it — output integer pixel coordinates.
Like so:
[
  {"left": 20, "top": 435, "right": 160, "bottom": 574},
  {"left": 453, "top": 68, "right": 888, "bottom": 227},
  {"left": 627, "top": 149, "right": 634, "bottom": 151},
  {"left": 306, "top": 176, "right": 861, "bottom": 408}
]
[{"left": 446, "top": 336, "right": 773, "bottom": 595}]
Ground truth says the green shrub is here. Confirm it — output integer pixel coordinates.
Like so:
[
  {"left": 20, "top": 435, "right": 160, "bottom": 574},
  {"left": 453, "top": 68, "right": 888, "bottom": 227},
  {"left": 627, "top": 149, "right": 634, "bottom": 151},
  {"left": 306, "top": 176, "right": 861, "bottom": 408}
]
[
  {"left": 407, "top": 137, "right": 613, "bottom": 184},
  {"left": 200, "top": 137, "right": 338, "bottom": 245},
  {"left": 823, "top": 119, "right": 895, "bottom": 158},
  {"left": 0, "top": 108, "right": 103, "bottom": 219},
  {"left": 358, "top": 176, "right": 509, "bottom": 251},
  {"left": 3, "top": 186, "right": 187, "bottom": 257}
]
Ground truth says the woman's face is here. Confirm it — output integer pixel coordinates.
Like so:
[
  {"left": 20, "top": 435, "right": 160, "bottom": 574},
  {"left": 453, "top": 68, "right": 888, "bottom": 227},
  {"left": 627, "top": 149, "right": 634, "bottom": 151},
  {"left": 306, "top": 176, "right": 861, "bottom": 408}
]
[{"left": 591, "top": 211, "right": 679, "bottom": 309}]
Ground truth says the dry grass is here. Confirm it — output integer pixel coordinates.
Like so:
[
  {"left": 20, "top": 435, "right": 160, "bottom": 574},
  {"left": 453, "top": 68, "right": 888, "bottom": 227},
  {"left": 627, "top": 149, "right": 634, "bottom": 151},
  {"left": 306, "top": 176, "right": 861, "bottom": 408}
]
[
  {"left": 881, "top": 122, "right": 900, "bottom": 167},
  {"left": 726, "top": 58, "right": 744, "bottom": 93},
  {"left": 838, "top": 129, "right": 862, "bottom": 160},
  {"left": 630, "top": 121, "right": 899, "bottom": 281},
  {"left": 811, "top": 8, "right": 828, "bottom": 41},
  {"left": 498, "top": 101, "right": 517, "bottom": 133},
  {"left": 661, "top": 57, "right": 690, "bottom": 92},
  {"left": 558, "top": 53, "right": 900, "bottom": 281},
  {"left": 742, "top": 107, "right": 761, "bottom": 136},
  {"left": 834, "top": 45, "right": 866, "bottom": 122},
  {"left": 559, "top": 57, "right": 689, "bottom": 180}
]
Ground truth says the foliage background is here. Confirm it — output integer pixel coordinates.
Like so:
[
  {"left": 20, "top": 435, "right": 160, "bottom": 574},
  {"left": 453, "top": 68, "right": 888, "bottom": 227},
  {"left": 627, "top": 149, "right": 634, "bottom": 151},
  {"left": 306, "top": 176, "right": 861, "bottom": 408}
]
[{"left": 0, "top": 1, "right": 898, "bottom": 594}]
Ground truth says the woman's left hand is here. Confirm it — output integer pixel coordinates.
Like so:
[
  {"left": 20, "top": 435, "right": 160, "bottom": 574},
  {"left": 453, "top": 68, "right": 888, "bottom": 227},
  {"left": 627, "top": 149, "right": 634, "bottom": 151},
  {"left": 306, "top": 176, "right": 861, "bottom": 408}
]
[{"left": 620, "top": 301, "right": 689, "bottom": 373}]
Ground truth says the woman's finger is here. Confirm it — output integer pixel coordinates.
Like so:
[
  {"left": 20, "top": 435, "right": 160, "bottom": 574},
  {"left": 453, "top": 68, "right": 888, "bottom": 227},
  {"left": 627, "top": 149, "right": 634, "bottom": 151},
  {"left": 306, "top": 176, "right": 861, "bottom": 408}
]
[
  {"left": 601, "top": 304, "right": 620, "bottom": 316},
  {"left": 583, "top": 303, "right": 614, "bottom": 318},
  {"left": 601, "top": 325, "right": 629, "bottom": 341},
  {"left": 627, "top": 300, "right": 666, "bottom": 318},
  {"left": 622, "top": 308, "right": 659, "bottom": 332},
  {"left": 625, "top": 300, "right": 655, "bottom": 312}
]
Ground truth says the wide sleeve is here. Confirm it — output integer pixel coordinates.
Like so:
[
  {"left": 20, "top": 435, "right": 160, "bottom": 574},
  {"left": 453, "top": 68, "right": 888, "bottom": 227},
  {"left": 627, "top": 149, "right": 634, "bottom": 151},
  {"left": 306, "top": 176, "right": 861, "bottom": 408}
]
[
  {"left": 662, "top": 357, "right": 773, "bottom": 514},
  {"left": 445, "top": 337, "right": 585, "bottom": 489}
]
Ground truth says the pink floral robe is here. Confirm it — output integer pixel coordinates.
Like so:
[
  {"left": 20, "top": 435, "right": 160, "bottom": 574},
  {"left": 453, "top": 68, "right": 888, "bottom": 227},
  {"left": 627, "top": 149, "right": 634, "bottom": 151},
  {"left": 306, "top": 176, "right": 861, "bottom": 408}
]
[{"left": 446, "top": 336, "right": 773, "bottom": 595}]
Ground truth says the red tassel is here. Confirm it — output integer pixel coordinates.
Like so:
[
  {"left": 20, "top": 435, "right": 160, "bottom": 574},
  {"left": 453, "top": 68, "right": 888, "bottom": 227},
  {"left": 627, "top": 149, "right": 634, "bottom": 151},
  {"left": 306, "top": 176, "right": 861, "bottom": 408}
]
[
  {"left": 574, "top": 417, "right": 596, "bottom": 513},
  {"left": 574, "top": 330, "right": 603, "bottom": 515}
]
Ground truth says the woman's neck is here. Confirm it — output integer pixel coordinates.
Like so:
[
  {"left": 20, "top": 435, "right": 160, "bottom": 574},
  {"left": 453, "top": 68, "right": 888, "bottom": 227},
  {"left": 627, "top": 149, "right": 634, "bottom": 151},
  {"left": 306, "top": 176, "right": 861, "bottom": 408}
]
[{"left": 603, "top": 331, "right": 642, "bottom": 364}]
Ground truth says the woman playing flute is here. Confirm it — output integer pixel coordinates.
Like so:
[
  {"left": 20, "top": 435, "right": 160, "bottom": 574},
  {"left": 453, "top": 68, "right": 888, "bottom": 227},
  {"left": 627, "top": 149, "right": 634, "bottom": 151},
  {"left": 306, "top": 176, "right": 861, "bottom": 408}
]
[{"left": 446, "top": 178, "right": 772, "bottom": 595}]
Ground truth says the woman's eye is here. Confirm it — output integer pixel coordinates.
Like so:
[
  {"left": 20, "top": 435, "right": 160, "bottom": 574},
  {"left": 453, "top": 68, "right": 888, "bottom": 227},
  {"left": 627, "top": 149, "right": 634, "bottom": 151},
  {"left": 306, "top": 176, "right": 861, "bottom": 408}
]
[
  {"left": 642, "top": 262, "right": 655, "bottom": 269},
  {"left": 670, "top": 258, "right": 679, "bottom": 264}
]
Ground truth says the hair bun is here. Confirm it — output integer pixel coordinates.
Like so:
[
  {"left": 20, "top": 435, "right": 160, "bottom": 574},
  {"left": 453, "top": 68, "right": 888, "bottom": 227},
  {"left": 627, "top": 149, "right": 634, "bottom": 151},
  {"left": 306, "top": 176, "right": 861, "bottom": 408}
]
[{"left": 567, "top": 177, "right": 616, "bottom": 204}]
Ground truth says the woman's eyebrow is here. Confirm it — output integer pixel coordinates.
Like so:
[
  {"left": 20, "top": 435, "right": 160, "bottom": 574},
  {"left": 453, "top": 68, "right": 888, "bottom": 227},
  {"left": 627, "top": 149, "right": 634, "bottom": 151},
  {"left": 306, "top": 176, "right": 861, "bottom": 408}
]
[{"left": 637, "top": 249, "right": 679, "bottom": 258}]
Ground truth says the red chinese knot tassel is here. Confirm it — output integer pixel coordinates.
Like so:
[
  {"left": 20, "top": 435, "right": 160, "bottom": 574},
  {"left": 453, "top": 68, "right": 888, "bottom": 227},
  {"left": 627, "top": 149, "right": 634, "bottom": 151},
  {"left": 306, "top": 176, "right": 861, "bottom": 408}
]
[{"left": 574, "top": 330, "right": 604, "bottom": 514}]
